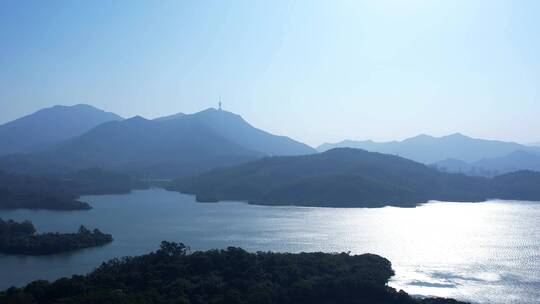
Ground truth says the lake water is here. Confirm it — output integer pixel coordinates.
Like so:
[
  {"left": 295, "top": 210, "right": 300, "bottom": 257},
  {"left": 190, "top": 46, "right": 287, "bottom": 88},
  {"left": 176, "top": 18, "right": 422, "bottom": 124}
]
[{"left": 1, "top": 188, "right": 539, "bottom": 303}]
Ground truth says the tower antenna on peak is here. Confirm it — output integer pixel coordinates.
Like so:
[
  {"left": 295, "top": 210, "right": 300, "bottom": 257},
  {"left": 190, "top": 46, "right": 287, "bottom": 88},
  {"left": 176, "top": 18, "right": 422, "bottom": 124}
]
[{"left": 218, "top": 95, "right": 222, "bottom": 111}]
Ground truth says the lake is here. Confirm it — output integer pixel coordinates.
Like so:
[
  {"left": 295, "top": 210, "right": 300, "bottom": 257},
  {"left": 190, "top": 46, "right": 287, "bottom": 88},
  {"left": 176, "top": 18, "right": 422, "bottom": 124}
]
[{"left": 1, "top": 188, "right": 539, "bottom": 303}]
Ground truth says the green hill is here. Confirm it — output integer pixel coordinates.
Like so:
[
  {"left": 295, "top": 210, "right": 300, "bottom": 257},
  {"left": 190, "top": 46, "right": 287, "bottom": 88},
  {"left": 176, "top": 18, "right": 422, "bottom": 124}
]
[
  {"left": 0, "top": 169, "right": 145, "bottom": 210},
  {"left": 0, "top": 242, "right": 467, "bottom": 304},
  {"left": 169, "top": 148, "right": 540, "bottom": 207}
]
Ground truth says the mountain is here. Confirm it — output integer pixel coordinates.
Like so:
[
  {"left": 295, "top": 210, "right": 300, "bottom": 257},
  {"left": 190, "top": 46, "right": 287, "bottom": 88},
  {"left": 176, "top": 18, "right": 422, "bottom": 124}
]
[
  {"left": 169, "top": 148, "right": 540, "bottom": 207},
  {"left": 0, "top": 104, "right": 122, "bottom": 156},
  {"left": 431, "top": 158, "right": 473, "bottom": 174},
  {"left": 318, "top": 133, "right": 540, "bottom": 164},
  {"left": 153, "top": 112, "right": 185, "bottom": 121},
  {"left": 490, "top": 170, "right": 540, "bottom": 201},
  {"left": 0, "top": 108, "right": 315, "bottom": 178},
  {"left": 183, "top": 108, "right": 316, "bottom": 156},
  {"left": 529, "top": 141, "right": 540, "bottom": 147},
  {"left": 434, "top": 150, "right": 540, "bottom": 176},
  {"left": 475, "top": 150, "right": 540, "bottom": 173},
  {"left": 33, "top": 112, "right": 261, "bottom": 177}
]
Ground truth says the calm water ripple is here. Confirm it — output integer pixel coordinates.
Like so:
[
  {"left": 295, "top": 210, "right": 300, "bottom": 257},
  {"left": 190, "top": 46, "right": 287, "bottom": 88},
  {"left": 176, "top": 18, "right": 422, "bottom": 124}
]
[{"left": 0, "top": 188, "right": 539, "bottom": 303}]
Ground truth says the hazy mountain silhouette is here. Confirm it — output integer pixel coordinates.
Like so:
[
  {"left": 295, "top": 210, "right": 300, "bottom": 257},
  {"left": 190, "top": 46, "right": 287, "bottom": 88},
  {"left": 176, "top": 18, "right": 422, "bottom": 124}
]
[
  {"left": 0, "top": 108, "right": 315, "bottom": 178},
  {"left": 170, "top": 148, "right": 540, "bottom": 207},
  {"left": 0, "top": 104, "right": 122, "bottom": 156},
  {"left": 434, "top": 150, "right": 540, "bottom": 176},
  {"left": 476, "top": 150, "right": 540, "bottom": 173},
  {"left": 153, "top": 112, "right": 185, "bottom": 121},
  {"left": 184, "top": 108, "right": 316, "bottom": 156},
  {"left": 431, "top": 158, "right": 473, "bottom": 173},
  {"left": 489, "top": 170, "right": 540, "bottom": 200},
  {"left": 318, "top": 133, "right": 540, "bottom": 164}
]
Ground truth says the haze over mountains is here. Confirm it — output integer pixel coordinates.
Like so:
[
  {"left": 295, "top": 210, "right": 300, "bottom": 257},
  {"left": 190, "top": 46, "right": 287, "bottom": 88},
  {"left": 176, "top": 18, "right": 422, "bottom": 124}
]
[
  {"left": 1, "top": 104, "right": 538, "bottom": 180},
  {"left": 153, "top": 112, "right": 185, "bottom": 121},
  {"left": 434, "top": 150, "right": 540, "bottom": 176},
  {"left": 0, "top": 106, "right": 315, "bottom": 178},
  {"left": 0, "top": 104, "right": 122, "bottom": 156},
  {"left": 318, "top": 133, "right": 540, "bottom": 163},
  {"left": 318, "top": 133, "right": 540, "bottom": 176}
]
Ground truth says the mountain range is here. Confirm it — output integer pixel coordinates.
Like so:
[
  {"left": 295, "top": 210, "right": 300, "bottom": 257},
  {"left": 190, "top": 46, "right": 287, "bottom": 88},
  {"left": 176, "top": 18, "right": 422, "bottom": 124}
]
[
  {"left": 318, "top": 133, "right": 540, "bottom": 175},
  {"left": 0, "top": 106, "right": 315, "bottom": 178},
  {"left": 434, "top": 150, "right": 540, "bottom": 176},
  {"left": 0, "top": 104, "right": 122, "bottom": 156},
  {"left": 169, "top": 148, "right": 540, "bottom": 207},
  {"left": 1, "top": 104, "right": 538, "bottom": 180},
  {"left": 153, "top": 112, "right": 185, "bottom": 121}
]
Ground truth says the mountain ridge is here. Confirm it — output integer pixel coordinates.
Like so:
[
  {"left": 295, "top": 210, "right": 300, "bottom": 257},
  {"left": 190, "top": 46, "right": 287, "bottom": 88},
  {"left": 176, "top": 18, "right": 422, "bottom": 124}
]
[
  {"left": 318, "top": 133, "right": 540, "bottom": 164},
  {"left": 169, "top": 147, "right": 540, "bottom": 207},
  {"left": 434, "top": 150, "right": 540, "bottom": 176},
  {"left": 0, "top": 104, "right": 123, "bottom": 156},
  {"left": 0, "top": 107, "right": 315, "bottom": 178}
]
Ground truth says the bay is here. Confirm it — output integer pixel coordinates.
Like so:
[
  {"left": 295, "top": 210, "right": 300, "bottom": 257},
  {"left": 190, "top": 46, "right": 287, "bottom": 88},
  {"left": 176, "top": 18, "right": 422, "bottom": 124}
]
[{"left": 1, "top": 188, "right": 539, "bottom": 303}]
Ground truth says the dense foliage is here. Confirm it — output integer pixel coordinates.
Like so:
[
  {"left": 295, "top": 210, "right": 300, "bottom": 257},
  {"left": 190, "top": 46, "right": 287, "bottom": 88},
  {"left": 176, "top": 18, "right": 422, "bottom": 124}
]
[
  {"left": 0, "top": 218, "right": 112, "bottom": 255},
  {"left": 0, "top": 171, "right": 90, "bottom": 210},
  {"left": 169, "top": 148, "right": 540, "bottom": 207},
  {"left": 62, "top": 168, "right": 147, "bottom": 195},
  {"left": 0, "top": 218, "right": 36, "bottom": 238},
  {"left": 490, "top": 170, "right": 540, "bottom": 201},
  {"left": 0, "top": 168, "right": 145, "bottom": 210},
  {"left": 0, "top": 242, "right": 467, "bottom": 304}
]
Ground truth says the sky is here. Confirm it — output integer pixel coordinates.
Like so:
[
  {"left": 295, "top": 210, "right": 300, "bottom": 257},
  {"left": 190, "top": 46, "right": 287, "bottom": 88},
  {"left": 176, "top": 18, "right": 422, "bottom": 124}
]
[{"left": 0, "top": 0, "right": 539, "bottom": 146}]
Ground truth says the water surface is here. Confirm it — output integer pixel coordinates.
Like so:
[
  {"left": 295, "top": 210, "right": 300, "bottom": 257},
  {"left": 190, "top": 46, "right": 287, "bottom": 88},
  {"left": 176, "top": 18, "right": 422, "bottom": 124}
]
[{"left": 0, "top": 188, "right": 539, "bottom": 303}]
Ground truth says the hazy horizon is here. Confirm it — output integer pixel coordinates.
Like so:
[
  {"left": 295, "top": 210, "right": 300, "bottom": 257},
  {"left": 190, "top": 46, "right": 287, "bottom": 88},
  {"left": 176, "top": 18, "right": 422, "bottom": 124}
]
[
  {"left": 1, "top": 0, "right": 539, "bottom": 146},
  {"left": 1, "top": 102, "right": 538, "bottom": 147}
]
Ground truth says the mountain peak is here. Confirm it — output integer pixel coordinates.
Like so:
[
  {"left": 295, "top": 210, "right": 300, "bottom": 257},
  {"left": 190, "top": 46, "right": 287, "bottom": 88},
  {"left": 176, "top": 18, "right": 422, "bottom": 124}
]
[
  {"left": 184, "top": 107, "right": 315, "bottom": 156},
  {"left": 154, "top": 112, "right": 185, "bottom": 121},
  {"left": 129, "top": 115, "right": 147, "bottom": 120},
  {"left": 46, "top": 104, "right": 109, "bottom": 112},
  {"left": 124, "top": 116, "right": 149, "bottom": 124},
  {"left": 67, "top": 104, "right": 96, "bottom": 109},
  {"left": 404, "top": 134, "right": 435, "bottom": 142},
  {"left": 444, "top": 132, "right": 470, "bottom": 139},
  {"left": 199, "top": 107, "right": 233, "bottom": 114},
  {"left": 316, "top": 132, "right": 540, "bottom": 164},
  {"left": 191, "top": 108, "right": 243, "bottom": 121},
  {"left": 0, "top": 104, "right": 123, "bottom": 156}
]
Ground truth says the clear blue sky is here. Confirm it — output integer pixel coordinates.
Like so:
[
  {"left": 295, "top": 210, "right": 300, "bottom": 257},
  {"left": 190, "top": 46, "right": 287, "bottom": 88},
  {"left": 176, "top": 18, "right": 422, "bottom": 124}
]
[{"left": 1, "top": 0, "right": 539, "bottom": 146}]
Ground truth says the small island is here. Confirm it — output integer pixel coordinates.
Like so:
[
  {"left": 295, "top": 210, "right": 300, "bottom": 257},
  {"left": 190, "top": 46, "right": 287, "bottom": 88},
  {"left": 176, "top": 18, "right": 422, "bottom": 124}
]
[
  {"left": 0, "top": 241, "right": 468, "bottom": 304},
  {"left": 0, "top": 218, "right": 113, "bottom": 255}
]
